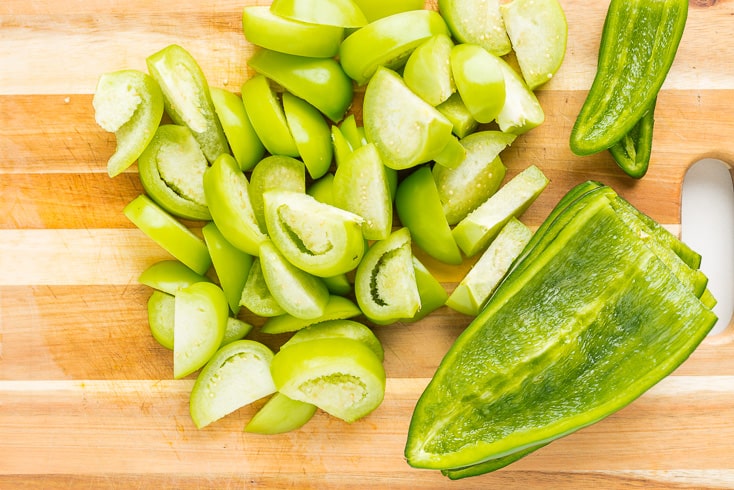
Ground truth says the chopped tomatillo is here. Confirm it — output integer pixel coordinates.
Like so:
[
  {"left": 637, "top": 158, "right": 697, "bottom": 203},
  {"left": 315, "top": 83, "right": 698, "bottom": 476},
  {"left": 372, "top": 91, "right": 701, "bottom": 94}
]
[
  {"left": 354, "top": 227, "right": 421, "bottom": 324},
  {"left": 137, "top": 124, "right": 211, "bottom": 221},
  {"left": 263, "top": 190, "right": 365, "bottom": 277},
  {"left": 248, "top": 49, "right": 354, "bottom": 123},
  {"left": 270, "top": 337, "right": 386, "bottom": 423},
  {"left": 93, "top": 69, "right": 164, "bottom": 178},
  {"left": 146, "top": 44, "right": 229, "bottom": 163}
]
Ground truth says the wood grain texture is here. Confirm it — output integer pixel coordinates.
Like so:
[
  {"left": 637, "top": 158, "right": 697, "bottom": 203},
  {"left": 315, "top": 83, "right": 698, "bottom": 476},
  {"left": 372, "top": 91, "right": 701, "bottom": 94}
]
[{"left": 1, "top": 0, "right": 733, "bottom": 488}]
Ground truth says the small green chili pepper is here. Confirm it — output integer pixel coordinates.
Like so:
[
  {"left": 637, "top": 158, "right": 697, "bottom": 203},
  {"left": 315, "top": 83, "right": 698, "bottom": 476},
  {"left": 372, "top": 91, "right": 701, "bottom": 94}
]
[{"left": 570, "top": 0, "right": 687, "bottom": 177}]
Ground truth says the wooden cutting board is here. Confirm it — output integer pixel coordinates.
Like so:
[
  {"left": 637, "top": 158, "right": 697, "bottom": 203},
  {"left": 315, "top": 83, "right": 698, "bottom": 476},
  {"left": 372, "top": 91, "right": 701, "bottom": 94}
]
[{"left": 1, "top": 0, "right": 733, "bottom": 488}]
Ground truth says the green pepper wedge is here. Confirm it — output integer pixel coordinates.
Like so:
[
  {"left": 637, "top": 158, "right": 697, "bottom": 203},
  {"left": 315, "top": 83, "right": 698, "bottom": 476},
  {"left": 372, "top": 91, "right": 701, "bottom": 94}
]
[
  {"left": 569, "top": 0, "right": 687, "bottom": 176},
  {"left": 405, "top": 182, "right": 717, "bottom": 475}
]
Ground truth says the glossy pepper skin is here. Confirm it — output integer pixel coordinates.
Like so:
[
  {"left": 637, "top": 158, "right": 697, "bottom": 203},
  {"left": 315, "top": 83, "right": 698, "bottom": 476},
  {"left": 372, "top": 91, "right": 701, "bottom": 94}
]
[{"left": 569, "top": 0, "right": 687, "bottom": 177}]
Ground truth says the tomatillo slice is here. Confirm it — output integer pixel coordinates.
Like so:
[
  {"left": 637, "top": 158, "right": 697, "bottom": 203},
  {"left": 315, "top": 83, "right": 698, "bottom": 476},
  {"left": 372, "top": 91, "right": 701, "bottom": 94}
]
[
  {"left": 339, "top": 115, "right": 367, "bottom": 149},
  {"left": 210, "top": 87, "right": 265, "bottom": 171},
  {"left": 173, "top": 282, "right": 229, "bottom": 379},
  {"left": 363, "top": 67, "right": 453, "bottom": 170},
  {"left": 263, "top": 190, "right": 365, "bottom": 277},
  {"left": 282, "top": 93, "right": 333, "bottom": 179},
  {"left": 190, "top": 339, "right": 276, "bottom": 428},
  {"left": 222, "top": 317, "right": 254, "bottom": 347},
  {"left": 124, "top": 194, "right": 211, "bottom": 275},
  {"left": 202, "top": 222, "right": 254, "bottom": 315},
  {"left": 138, "top": 124, "right": 210, "bottom": 221},
  {"left": 147, "top": 290, "right": 175, "bottom": 350},
  {"left": 270, "top": 337, "right": 386, "bottom": 423},
  {"left": 450, "top": 43, "right": 506, "bottom": 124},
  {"left": 281, "top": 319, "right": 384, "bottom": 362},
  {"left": 260, "top": 295, "right": 362, "bottom": 334},
  {"left": 138, "top": 259, "right": 210, "bottom": 295},
  {"left": 351, "top": 0, "right": 424, "bottom": 22},
  {"left": 92, "top": 69, "right": 164, "bottom": 178},
  {"left": 496, "top": 57, "right": 545, "bottom": 134},
  {"left": 203, "top": 154, "right": 268, "bottom": 256},
  {"left": 446, "top": 217, "right": 532, "bottom": 316},
  {"left": 452, "top": 165, "right": 548, "bottom": 257},
  {"left": 339, "top": 10, "right": 450, "bottom": 85},
  {"left": 354, "top": 227, "right": 421, "bottom": 324},
  {"left": 433, "top": 130, "right": 514, "bottom": 225},
  {"left": 411, "top": 256, "right": 449, "bottom": 322},
  {"left": 270, "top": 0, "right": 367, "bottom": 28},
  {"left": 146, "top": 44, "right": 228, "bottom": 163},
  {"left": 500, "top": 0, "right": 568, "bottom": 90},
  {"left": 438, "top": 0, "right": 512, "bottom": 56},
  {"left": 239, "top": 258, "right": 287, "bottom": 317},
  {"left": 245, "top": 392, "right": 317, "bottom": 434},
  {"left": 249, "top": 155, "right": 306, "bottom": 231},
  {"left": 396, "top": 166, "right": 462, "bottom": 265},
  {"left": 242, "top": 5, "right": 344, "bottom": 58},
  {"left": 436, "top": 93, "right": 479, "bottom": 139},
  {"left": 333, "top": 143, "right": 393, "bottom": 241},
  {"left": 247, "top": 49, "right": 354, "bottom": 123},
  {"left": 307, "top": 172, "right": 336, "bottom": 206},
  {"left": 259, "top": 240, "right": 331, "bottom": 320},
  {"left": 403, "top": 34, "right": 456, "bottom": 107},
  {"left": 241, "top": 74, "right": 299, "bottom": 157}
]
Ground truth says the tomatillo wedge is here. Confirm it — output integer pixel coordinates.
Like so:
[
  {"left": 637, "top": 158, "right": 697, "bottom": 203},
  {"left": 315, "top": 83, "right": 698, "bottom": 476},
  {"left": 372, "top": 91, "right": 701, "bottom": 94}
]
[
  {"left": 307, "top": 172, "right": 336, "bottom": 206},
  {"left": 221, "top": 317, "right": 254, "bottom": 347},
  {"left": 282, "top": 92, "right": 333, "bottom": 180},
  {"left": 241, "top": 74, "right": 299, "bottom": 157},
  {"left": 173, "top": 282, "right": 229, "bottom": 379},
  {"left": 245, "top": 392, "right": 317, "bottom": 434},
  {"left": 147, "top": 290, "right": 175, "bottom": 350},
  {"left": 436, "top": 93, "right": 479, "bottom": 139},
  {"left": 452, "top": 165, "right": 548, "bottom": 257},
  {"left": 450, "top": 43, "right": 506, "bottom": 124},
  {"left": 249, "top": 155, "right": 306, "bottom": 231},
  {"left": 248, "top": 49, "right": 354, "bottom": 123},
  {"left": 446, "top": 217, "right": 532, "bottom": 316},
  {"left": 333, "top": 143, "right": 393, "bottom": 241},
  {"left": 239, "top": 258, "right": 287, "bottom": 317},
  {"left": 411, "top": 256, "right": 449, "bottom": 322},
  {"left": 500, "top": 0, "right": 568, "bottom": 90},
  {"left": 137, "top": 124, "right": 210, "bottom": 221},
  {"left": 92, "top": 69, "right": 164, "bottom": 178},
  {"left": 190, "top": 339, "right": 276, "bottom": 428},
  {"left": 270, "top": 337, "right": 386, "bottom": 423},
  {"left": 260, "top": 295, "right": 362, "bottom": 334},
  {"left": 202, "top": 222, "right": 254, "bottom": 315},
  {"left": 438, "top": 0, "right": 512, "bottom": 56},
  {"left": 281, "top": 319, "right": 384, "bottom": 362},
  {"left": 396, "top": 166, "right": 462, "bottom": 265},
  {"left": 242, "top": 5, "right": 344, "bottom": 58},
  {"left": 354, "top": 227, "right": 421, "bottom": 324},
  {"left": 263, "top": 190, "right": 365, "bottom": 277},
  {"left": 351, "top": 0, "right": 424, "bottom": 22},
  {"left": 203, "top": 154, "right": 268, "bottom": 256},
  {"left": 258, "top": 240, "right": 331, "bottom": 320},
  {"left": 146, "top": 44, "right": 228, "bottom": 163},
  {"left": 403, "top": 34, "right": 456, "bottom": 107},
  {"left": 138, "top": 259, "right": 210, "bottom": 295},
  {"left": 270, "top": 0, "right": 367, "bottom": 28},
  {"left": 495, "top": 56, "right": 545, "bottom": 134},
  {"left": 433, "top": 130, "right": 514, "bottom": 225},
  {"left": 210, "top": 86, "right": 265, "bottom": 172},
  {"left": 339, "top": 10, "right": 450, "bottom": 85},
  {"left": 363, "top": 67, "right": 454, "bottom": 170},
  {"left": 124, "top": 194, "right": 211, "bottom": 275}
]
